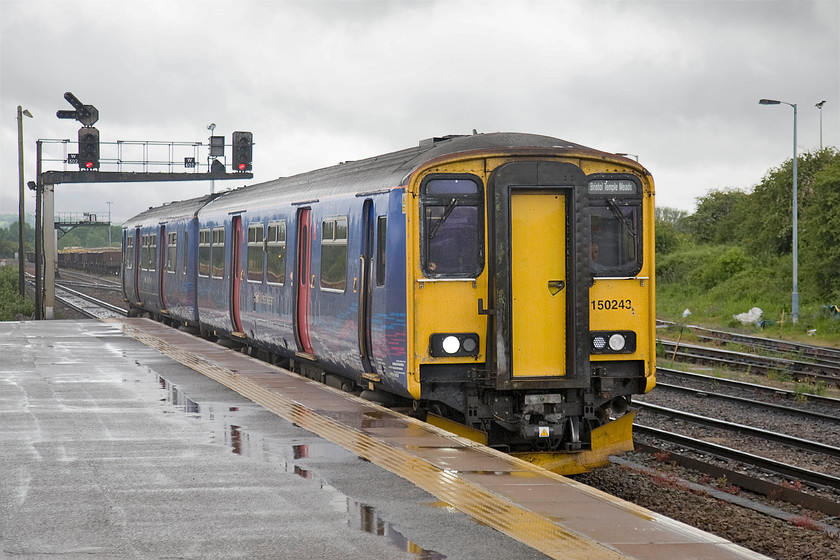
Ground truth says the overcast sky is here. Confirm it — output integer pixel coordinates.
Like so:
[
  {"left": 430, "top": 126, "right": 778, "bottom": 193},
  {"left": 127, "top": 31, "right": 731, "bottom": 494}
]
[{"left": 2, "top": 0, "right": 838, "bottom": 224}]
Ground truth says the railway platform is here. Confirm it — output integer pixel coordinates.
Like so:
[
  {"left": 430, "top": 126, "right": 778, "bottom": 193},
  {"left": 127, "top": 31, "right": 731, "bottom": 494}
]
[{"left": 0, "top": 318, "right": 771, "bottom": 560}]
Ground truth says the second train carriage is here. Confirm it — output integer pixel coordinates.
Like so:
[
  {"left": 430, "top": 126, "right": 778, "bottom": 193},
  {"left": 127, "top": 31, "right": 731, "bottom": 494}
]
[
  {"left": 122, "top": 132, "right": 656, "bottom": 474},
  {"left": 123, "top": 194, "right": 216, "bottom": 325}
]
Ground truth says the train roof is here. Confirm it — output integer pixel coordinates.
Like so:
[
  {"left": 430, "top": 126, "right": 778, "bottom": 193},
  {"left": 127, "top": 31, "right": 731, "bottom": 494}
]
[
  {"left": 199, "top": 132, "right": 617, "bottom": 214},
  {"left": 126, "top": 133, "right": 636, "bottom": 222},
  {"left": 123, "top": 193, "right": 218, "bottom": 228}
]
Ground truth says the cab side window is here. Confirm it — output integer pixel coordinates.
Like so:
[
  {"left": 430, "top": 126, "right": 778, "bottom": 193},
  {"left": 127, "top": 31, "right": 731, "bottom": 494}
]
[{"left": 421, "top": 175, "right": 484, "bottom": 278}]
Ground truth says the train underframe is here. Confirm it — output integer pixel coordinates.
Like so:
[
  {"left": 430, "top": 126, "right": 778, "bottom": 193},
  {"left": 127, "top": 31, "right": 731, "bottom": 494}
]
[{"left": 417, "top": 362, "right": 645, "bottom": 454}]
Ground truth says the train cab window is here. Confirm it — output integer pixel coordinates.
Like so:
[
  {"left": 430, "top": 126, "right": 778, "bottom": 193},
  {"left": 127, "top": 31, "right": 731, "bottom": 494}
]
[
  {"left": 125, "top": 236, "right": 133, "bottom": 270},
  {"left": 211, "top": 227, "right": 225, "bottom": 278},
  {"left": 376, "top": 216, "right": 386, "bottom": 286},
  {"left": 148, "top": 234, "right": 157, "bottom": 272},
  {"left": 166, "top": 232, "right": 177, "bottom": 273},
  {"left": 421, "top": 175, "right": 484, "bottom": 278},
  {"left": 266, "top": 221, "right": 286, "bottom": 285},
  {"left": 320, "top": 216, "right": 348, "bottom": 291},
  {"left": 247, "top": 224, "right": 265, "bottom": 282},
  {"left": 198, "top": 229, "right": 211, "bottom": 277},
  {"left": 587, "top": 177, "right": 643, "bottom": 277}
]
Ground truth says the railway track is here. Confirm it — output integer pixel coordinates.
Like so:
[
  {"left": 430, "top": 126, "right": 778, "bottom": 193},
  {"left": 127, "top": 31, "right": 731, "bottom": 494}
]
[
  {"left": 56, "top": 268, "right": 123, "bottom": 291},
  {"left": 25, "top": 267, "right": 129, "bottom": 320},
  {"left": 634, "top": 403, "right": 840, "bottom": 489},
  {"left": 658, "top": 320, "right": 840, "bottom": 364},
  {"left": 54, "top": 283, "right": 127, "bottom": 319},
  {"left": 656, "top": 368, "right": 840, "bottom": 420},
  {"left": 634, "top": 365, "right": 840, "bottom": 518}
]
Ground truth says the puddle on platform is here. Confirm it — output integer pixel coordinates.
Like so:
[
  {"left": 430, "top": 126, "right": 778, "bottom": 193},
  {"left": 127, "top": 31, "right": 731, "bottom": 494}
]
[{"left": 156, "top": 375, "right": 446, "bottom": 560}]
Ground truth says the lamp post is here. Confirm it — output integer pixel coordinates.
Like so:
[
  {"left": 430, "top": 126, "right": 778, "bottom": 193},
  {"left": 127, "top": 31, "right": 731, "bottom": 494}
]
[
  {"left": 815, "top": 100, "right": 826, "bottom": 150},
  {"left": 759, "top": 98, "right": 798, "bottom": 323},
  {"left": 107, "top": 201, "right": 113, "bottom": 245},
  {"left": 207, "top": 123, "right": 216, "bottom": 194},
  {"left": 17, "top": 105, "right": 33, "bottom": 297}
]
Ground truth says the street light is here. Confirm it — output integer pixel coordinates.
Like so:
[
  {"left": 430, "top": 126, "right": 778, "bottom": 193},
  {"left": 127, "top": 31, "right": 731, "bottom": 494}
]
[
  {"left": 107, "top": 201, "right": 113, "bottom": 246},
  {"left": 207, "top": 123, "right": 217, "bottom": 194},
  {"left": 815, "top": 100, "right": 826, "bottom": 150},
  {"left": 17, "top": 105, "right": 33, "bottom": 297},
  {"left": 759, "top": 98, "right": 799, "bottom": 323}
]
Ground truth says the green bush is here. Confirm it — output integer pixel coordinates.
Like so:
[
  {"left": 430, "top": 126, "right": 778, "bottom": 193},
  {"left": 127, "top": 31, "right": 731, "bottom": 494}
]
[{"left": 0, "top": 265, "right": 34, "bottom": 321}]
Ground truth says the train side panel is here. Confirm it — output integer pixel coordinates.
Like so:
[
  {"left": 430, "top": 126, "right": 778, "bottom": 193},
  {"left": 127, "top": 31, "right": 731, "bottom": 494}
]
[
  {"left": 370, "top": 189, "right": 409, "bottom": 391},
  {"left": 136, "top": 223, "right": 163, "bottom": 314},
  {"left": 236, "top": 206, "right": 297, "bottom": 353},
  {"left": 161, "top": 217, "right": 200, "bottom": 324},
  {"left": 195, "top": 214, "right": 234, "bottom": 336},
  {"left": 226, "top": 189, "right": 409, "bottom": 396}
]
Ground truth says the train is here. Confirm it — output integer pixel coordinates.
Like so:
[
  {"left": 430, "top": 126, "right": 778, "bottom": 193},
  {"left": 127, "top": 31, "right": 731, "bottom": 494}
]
[
  {"left": 58, "top": 247, "right": 122, "bottom": 276},
  {"left": 121, "top": 132, "right": 656, "bottom": 474}
]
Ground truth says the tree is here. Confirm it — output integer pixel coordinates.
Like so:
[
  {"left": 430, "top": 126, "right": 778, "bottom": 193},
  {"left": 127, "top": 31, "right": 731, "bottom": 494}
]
[
  {"left": 683, "top": 189, "right": 749, "bottom": 245},
  {"left": 654, "top": 207, "right": 689, "bottom": 255},
  {"left": 738, "top": 148, "right": 838, "bottom": 257},
  {"left": 800, "top": 150, "right": 840, "bottom": 301}
]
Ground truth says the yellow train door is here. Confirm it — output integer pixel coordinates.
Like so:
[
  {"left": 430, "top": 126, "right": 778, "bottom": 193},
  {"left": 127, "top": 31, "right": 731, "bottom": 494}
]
[{"left": 510, "top": 192, "right": 567, "bottom": 377}]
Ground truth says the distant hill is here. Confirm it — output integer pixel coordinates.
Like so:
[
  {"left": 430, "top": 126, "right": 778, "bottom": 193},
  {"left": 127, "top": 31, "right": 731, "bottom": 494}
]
[{"left": 0, "top": 214, "right": 34, "bottom": 228}]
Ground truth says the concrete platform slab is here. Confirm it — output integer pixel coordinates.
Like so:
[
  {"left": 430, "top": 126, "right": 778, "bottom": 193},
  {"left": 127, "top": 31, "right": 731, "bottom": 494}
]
[{"left": 0, "top": 320, "right": 550, "bottom": 560}]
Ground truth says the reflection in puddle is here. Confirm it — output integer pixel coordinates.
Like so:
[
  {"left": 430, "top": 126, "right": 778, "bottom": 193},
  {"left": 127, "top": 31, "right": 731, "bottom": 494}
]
[{"left": 156, "top": 375, "right": 446, "bottom": 559}]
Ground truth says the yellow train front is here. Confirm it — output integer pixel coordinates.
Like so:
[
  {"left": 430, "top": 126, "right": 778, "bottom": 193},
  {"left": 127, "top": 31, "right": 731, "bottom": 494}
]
[{"left": 403, "top": 134, "right": 655, "bottom": 474}]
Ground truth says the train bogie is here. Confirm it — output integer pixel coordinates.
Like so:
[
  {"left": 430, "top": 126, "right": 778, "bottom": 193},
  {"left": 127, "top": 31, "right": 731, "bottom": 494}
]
[{"left": 121, "top": 133, "right": 656, "bottom": 474}]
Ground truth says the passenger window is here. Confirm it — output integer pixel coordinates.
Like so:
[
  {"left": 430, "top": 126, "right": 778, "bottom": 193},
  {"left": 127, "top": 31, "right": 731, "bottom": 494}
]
[
  {"left": 167, "top": 232, "right": 177, "bottom": 273},
  {"left": 587, "top": 177, "right": 643, "bottom": 277},
  {"left": 421, "top": 176, "right": 483, "bottom": 277},
  {"left": 198, "top": 229, "right": 211, "bottom": 277},
  {"left": 148, "top": 234, "right": 157, "bottom": 272},
  {"left": 320, "top": 216, "right": 347, "bottom": 291},
  {"left": 211, "top": 227, "right": 225, "bottom": 278},
  {"left": 266, "top": 221, "right": 286, "bottom": 285},
  {"left": 125, "top": 236, "right": 133, "bottom": 270},
  {"left": 247, "top": 224, "right": 264, "bottom": 282},
  {"left": 376, "top": 216, "right": 386, "bottom": 287},
  {"left": 140, "top": 235, "right": 147, "bottom": 270},
  {"left": 182, "top": 231, "right": 189, "bottom": 275}
]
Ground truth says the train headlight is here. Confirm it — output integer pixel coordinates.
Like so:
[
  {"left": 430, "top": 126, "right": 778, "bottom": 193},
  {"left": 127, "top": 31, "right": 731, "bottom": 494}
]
[
  {"left": 430, "top": 333, "right": 480, "bottom": 357},
  {"left": 590, "top": 331, "right": 636, "bottom": 354},
  {"left": 442, "top": 336, "right": 460, "bottom": 354}
]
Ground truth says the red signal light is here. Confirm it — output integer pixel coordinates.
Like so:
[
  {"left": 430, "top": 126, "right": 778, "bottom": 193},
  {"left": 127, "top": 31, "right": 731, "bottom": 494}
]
[
  {"left": 232, "top": 131, "right": 252, "bottom": 172},
  {"left": 77, "top": 126, "right": 100, "bottom": 170}
]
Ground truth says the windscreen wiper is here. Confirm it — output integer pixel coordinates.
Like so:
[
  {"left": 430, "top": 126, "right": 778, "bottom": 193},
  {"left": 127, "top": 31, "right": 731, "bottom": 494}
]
[
  {"left": 429, "top": 198, "right": 458, "bottom": 239},
  {"left": 606, "top": 197, "right": 637, "bottom": 238}
]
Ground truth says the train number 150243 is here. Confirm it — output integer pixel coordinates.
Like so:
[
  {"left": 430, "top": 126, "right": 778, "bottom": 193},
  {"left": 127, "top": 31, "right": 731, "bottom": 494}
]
[{"left": 591, "top": 299, "right": 632, "bottom": 311}]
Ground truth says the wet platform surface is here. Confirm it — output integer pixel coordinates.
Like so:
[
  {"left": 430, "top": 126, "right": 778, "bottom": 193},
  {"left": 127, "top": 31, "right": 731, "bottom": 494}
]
[{"left": 1, "top": 319, "right": 771, "bottom": 559}]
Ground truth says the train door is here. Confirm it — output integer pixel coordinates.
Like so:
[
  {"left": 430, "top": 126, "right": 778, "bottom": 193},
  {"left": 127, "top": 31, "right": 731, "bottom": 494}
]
[
  {"left": 489, "top": 161, "right": 590, "bottom": 386},
  {"left": 159, "top": 224, "right": 167, "bottom": 312},
  {"left": 121, "top": 231, "right": 128, "bottom": 298},
  {"left": 230, "top": 216, "right": 245, "bottom": 335},
  {"left": 510, "top": 192, "right": 566, "bottom": 376},
  {"left": 133, "top": 228, "right": 141, "bottom": 305},
  {"left": 295, "top": 208, "right": 314, "bottom": 354},
  {"left": 358, "top": 199, "right": 375, "bottom": 372}
]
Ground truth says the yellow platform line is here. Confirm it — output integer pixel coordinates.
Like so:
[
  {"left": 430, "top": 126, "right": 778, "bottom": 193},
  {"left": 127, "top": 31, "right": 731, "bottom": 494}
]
[{"left": 107, "top": 319, "right": 628, "bottom": 560}]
